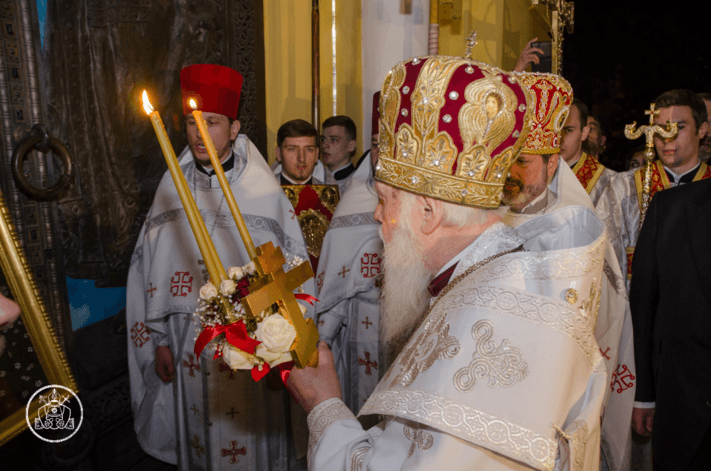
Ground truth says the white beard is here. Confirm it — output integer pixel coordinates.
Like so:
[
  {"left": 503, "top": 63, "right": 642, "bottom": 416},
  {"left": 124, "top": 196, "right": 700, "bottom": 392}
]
[{"left": 379, "top": 223, "right": 433, "bottom": 369}]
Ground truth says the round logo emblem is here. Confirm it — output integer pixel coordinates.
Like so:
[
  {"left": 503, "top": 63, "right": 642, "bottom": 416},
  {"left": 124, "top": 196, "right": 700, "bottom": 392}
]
[{"left": 25, "top": 384, "right": 83, "bottom": 443}]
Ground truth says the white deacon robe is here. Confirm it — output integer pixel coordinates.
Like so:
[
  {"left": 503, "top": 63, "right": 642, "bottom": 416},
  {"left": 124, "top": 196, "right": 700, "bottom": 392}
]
[
  {"left": 594, "top": 170, "right": 638, "bottom": 293},
  {"left": 316, "top": 160, "right": 382, "bottom": 415},
  {"left": 503, "top": 160, "right": 635, "bottom": 471},
  {"left": 307, "top": 208, "right": 608, "bottom": 470},
  {"left": 127, "top": 135, "right": 312, "bottom": 470}
]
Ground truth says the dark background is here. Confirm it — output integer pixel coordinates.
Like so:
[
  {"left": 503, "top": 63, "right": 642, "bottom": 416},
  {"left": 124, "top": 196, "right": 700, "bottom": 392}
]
[{"left": 560, "top": 1, "right": 710, "bottom": 170}]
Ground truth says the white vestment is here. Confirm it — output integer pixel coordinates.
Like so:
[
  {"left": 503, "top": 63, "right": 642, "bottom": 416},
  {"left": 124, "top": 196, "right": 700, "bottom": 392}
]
[
  {"left": 588, "top": 167, "right": 616, "bottom": 207},
  {"left": 594, "top": 170, "right": 638, "bottom": 293},
  {"left": 127, "top": 135, "right": 312, "bottom": 470},
  {"left": 504, "top": 160, "right": 635, "bottom": 471},
  {"left": 307, "top": 208, "right": 608, "bottom": 470},
  {"left": 316, "top": 160, "right": 382, "bottom": 414}
]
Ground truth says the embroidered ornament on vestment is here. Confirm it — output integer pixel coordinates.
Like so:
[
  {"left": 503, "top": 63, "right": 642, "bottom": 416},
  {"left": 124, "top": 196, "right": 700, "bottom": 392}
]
[
  {"left": 386, "top": 246, "right": 525, "bottom": 387},
  {"left": 404, "top": 420, "right": 434, "bottom": 458},
  {"left": 453, "top": 319, "right": 528, "bottom": 392}
]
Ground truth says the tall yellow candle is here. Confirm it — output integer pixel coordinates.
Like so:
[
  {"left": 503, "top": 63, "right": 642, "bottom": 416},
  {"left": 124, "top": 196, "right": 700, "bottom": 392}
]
[
  {"left": 189, "top": 100, "right": 257, "bottom": 260},
  {"left": 142, "top": 91, "right": 226, "bottom": 284}
]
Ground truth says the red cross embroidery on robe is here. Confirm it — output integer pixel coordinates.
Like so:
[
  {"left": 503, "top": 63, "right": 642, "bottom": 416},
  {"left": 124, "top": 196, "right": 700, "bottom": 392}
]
[
  {"left": 358, "top": 351, "right": 378, "bottom": 375},
  {"left": 170, "top": 271, "right": 193, "bottom": 297},
  {"left": 360, "top": 253, "right": 381, "bottom": 278},
  {"left": 130, "top": 322, "right": 150, "bottom": 348},
  {"left": 222, "top": 441, "right": 247, "bottom": 463},
  {"left": 610, "top": 363, "right": 635, "bottom": 393},
  {"left": 182, "top": 354, "right": 201, "bottom": 377}
]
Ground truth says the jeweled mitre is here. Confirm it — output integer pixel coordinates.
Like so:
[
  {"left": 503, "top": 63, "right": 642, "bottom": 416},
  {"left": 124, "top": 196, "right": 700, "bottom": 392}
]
[
  {"left": 515, "top": 72, "right": 572, "bottom": 155},
  {"left": 374, "top": 56, "right": 533, "bottom": 209}
]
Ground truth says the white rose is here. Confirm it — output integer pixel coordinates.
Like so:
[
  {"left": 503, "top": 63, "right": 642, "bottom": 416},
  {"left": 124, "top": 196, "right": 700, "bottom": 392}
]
[
  {"left": 227, "top": 266, "right": 245, "bottom": 280},
  {"left": 220, "top": 279, "right": 236, "bottom": 296},
  {"left": 223, "top": 345, "right": 260, "bottom": 370},
  {"left": 255, "top": 314, "right": 296, "bottom": 353},
  {"left": 255, "top": 344, "right": 281, "bottom": 364},
  {"left": 199, "top": 282, "right": 218, "bottom": 300},
  {"left": 244, "top": 261, "right": 257, "bottom": 276},
  {"left": 256, "top": 344, "right": 293, "bottom": 367}
]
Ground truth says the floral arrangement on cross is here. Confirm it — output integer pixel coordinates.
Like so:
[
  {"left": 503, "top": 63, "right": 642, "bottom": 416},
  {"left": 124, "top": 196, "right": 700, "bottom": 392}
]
[
  {"left": 193, "top": 242, "right": 319, "bottom": 382},
  {"left": 143, "top": 92, "right": 320, "bottom": 383}
]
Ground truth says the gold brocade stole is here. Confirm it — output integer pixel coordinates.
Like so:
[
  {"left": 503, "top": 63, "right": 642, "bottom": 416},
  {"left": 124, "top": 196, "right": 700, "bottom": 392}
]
[
  {"left": 281, "top": 184, "right": 340, "bottom": 271},
  {"left": 572, "top": 153, "right": 605, "bottom": 195},
  {"left": 626, "top": 161, "right": 711, "bottom": 279}
]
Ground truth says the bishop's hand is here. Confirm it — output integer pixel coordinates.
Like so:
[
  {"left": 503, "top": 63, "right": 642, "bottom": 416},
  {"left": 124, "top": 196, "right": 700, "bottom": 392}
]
[{"left": 287, "top": 341, "right": 343, "bottom": 414}]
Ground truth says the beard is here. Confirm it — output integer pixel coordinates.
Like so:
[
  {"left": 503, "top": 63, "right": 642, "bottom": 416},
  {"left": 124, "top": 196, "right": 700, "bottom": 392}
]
[
  {"left": 378, "top": 222, "right": 434, "bottom": 371},
  {"left": 501, "top": 172, "right": 548, "bottom": 212}
]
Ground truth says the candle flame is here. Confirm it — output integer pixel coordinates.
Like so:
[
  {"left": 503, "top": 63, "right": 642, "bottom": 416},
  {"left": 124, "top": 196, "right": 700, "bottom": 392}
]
[
  {"left": 142, "top": 91, "right": 154, "bottom": 115},
  {"left": 189, "top": 98, "right": 197, "bottom": 110}
]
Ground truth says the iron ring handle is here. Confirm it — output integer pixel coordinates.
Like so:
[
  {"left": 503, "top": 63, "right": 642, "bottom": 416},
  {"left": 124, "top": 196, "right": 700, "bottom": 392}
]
[{"left": 11, "top": 133, "right": 73, "bottom": 201}]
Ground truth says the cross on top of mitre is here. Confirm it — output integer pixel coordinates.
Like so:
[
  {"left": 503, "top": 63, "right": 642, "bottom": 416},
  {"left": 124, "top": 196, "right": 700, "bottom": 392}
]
[{"left": 465, "top": 31, "right": 478, "bottom": 60}]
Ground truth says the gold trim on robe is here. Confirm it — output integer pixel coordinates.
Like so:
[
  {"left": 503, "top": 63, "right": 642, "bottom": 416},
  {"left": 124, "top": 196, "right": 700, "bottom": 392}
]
[{"left": 572, "top": 153, "right": 605, "bottom": 195}]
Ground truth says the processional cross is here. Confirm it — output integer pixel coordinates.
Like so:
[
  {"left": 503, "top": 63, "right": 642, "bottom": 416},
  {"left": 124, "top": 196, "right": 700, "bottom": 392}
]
[
  {"left": 624, "top": 103, "right": 678, "bottom": 227},
  {"left": 241, "top": 242, "right": 320, "bottom": 368}
]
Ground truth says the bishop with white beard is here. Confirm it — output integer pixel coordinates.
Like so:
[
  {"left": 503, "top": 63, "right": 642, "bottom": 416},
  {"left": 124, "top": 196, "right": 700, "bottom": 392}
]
[{"left": 288, "top": 56, "right": 608, "bottom": 470}]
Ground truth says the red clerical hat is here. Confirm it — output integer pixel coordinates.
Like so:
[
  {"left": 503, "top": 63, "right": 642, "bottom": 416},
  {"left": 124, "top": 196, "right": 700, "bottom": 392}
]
[
  {"left": 180, "top": 64, "right": 243, "bottom": 120},
  {"left": 372, "top": 91, "right": 381, "bottom": 136}
]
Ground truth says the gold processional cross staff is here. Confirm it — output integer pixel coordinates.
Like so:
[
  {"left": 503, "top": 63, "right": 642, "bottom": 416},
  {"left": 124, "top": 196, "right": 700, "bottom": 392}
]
[{"left": 624, "top": 103, "right": 678, "bottom": 229}]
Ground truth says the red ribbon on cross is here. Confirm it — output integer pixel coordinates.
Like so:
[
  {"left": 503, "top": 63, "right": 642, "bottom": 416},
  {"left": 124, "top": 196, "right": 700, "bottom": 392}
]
[
  {"left": 194, "top": 321, "right": 261, "bottom": 359},
  {"left": 294, "top": 293, "right": 318, "bottom": 305}
]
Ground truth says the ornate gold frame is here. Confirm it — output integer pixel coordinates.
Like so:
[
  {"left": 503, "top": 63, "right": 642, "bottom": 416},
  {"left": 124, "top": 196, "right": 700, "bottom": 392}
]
[
  {"left": 0, "top": 191, "right": 76, "bottom": 446},
  {"left": 528, "top": 0, "right": 574, "bottom": 74}
]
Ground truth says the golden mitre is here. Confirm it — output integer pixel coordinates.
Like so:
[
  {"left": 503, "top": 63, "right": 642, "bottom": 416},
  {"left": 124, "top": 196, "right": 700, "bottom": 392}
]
[
  {"left": 514, "top": 72, "right": 573, "bottom": 155},
  {"left": 374, "top": 56, "right": 533, "bottom": 208}
]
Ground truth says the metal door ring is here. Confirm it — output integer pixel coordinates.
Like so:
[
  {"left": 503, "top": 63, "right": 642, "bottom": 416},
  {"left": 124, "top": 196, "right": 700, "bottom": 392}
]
[{"left": 11, "top": 134, "right": 73, "bottom": 201}]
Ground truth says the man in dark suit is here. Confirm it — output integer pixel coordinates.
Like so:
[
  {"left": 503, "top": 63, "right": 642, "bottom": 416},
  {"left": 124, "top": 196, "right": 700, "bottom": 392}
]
[{"left": 630, "top": 178, "right": 711, "bottom": 470}]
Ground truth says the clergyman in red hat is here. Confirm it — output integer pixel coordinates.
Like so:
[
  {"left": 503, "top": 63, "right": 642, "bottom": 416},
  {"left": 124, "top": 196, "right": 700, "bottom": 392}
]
[{"left": 127, "top": 64, "right": 313, "bottom": 470}]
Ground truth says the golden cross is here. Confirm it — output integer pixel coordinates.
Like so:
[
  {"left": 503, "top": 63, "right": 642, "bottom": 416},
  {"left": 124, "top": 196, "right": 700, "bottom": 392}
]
[
  {"left": 625, "top": 102, "right": 679, "bottom": 227},
  {"left": 241, "top": 242, "right": 319, "bottom": 368},
  {"left": 645, "top": 103, "right": 660, "bottom": 126},
  {"left": 625, "top": 102, "right": 678, "bottom": 157}
]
